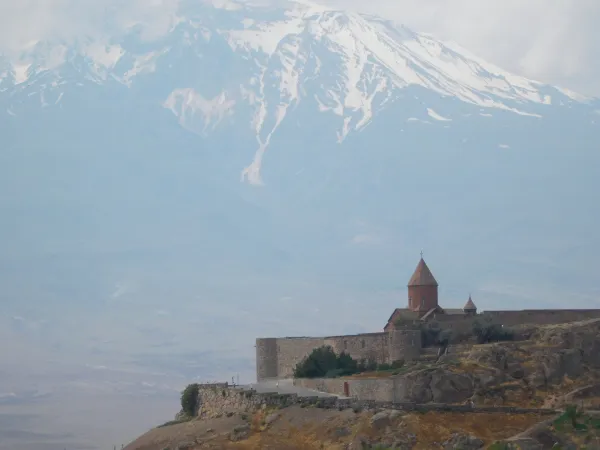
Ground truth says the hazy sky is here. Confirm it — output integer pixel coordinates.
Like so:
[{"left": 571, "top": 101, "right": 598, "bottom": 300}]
[{"left": 0, "top": 0, "right": 599, "bottom": 96}]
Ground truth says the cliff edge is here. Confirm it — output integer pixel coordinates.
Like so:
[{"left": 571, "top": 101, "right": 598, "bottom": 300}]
[{"left": 124, "top": 319, "right": 600, "bottom": 450}]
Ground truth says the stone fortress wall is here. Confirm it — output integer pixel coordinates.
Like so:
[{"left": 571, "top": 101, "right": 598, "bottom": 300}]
[
  {"left": 195, "top": 382, "right": 557, "bottom": 420},
  {"left": 256, "top": 309, "right": 600, "bottom": 381},
  {"left": 257, "top": 330, "right": 422, "bottom": 380},
  {"left": 256, "top": 255, "right": 600, "bottom": 381},
  {"left": 480, "top": 309, "right": 600, "bottom": 326}
]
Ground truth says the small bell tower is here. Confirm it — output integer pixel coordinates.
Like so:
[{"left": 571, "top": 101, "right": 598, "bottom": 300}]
[{"left": 463, "top": 294, "right": 477, "bottom": 316}]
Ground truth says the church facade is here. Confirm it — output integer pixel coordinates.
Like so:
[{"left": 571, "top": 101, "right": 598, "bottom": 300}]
[
  {"left": 384, "top": 256, "right": 478, "bottom": 332},
  {"left": 255, "top": 256, "right": 600, "bottom": 381}
]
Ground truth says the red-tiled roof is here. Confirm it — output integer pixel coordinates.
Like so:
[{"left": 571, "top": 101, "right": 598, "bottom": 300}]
[{"left": 407, "top": 258, "right": 438, "bottom": 287}]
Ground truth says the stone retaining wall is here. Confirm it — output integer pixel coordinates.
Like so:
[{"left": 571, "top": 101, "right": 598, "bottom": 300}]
[
  {"left": 196, "top": 384, "right": 300, "bottom": 418},
  {"left": 195, "top": 383, "right": 558, "bottom": 419},
  {"left": 295, "top": 377, "right": 395, "bottom": 401},
  {"left": 293, "top": 378, "right": 347, "bottom": 396}
]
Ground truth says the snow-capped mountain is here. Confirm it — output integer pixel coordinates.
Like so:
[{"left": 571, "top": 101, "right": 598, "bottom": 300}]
[
  {"left": 1, "top": 0, "right": 596, "bottom": 185},
  {"left": 2, "top": 5, "right": 600, "bottom": 447},
  {"left": 1, "top": 0, "right": 599, "bottom": 313}
]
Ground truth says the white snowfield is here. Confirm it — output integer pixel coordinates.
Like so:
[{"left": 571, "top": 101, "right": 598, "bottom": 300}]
[{"left": 0, "top": 0, "right": 591, "bottom": 185}]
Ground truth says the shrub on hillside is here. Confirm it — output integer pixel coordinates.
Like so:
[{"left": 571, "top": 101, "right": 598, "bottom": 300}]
[
  {"left": 378, "top": 363, "right": 392, "bottom": 371},
  {"left": 293, "top": 346, "right": 338, "bottom": 378},
  {"left": 472, "top": 322, "right": 515, "bottom": 344},
  {"left": 337, "top": 351, "right": 359, "bottom": 374},
  {"left": 357, "top": 358, "right": 378, "bottom": 372},
  {"left": 293, "top": 346, "right": 361, "bottom": 378},
  {"left": 390, "top": 359, "right": 404, "bottom": 369},
  {"left": 324, "top": 368, "right": 347, "bottom": 378},
  {"left": 438, "top": 329, "right": 454, "bottom": 346},
  {"left": 420, "top": 323, "right": 457, "bottom": 347},
  {"left": 180, "top": 383, "right": 200, "bottom": 417}
]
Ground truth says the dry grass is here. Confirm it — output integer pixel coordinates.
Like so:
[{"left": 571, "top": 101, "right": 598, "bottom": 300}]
[
  {"left": 230, "top": 407, "right": 357, "bottom": 450},
  {"left": 404, "top": 412, "right": 544, "bottom": 449},
  {"left": 450, "top": 360, "right": 490, "bottom": 373},
  {"left": 125, "top": 405, "right": 550, "bottom": 450}
]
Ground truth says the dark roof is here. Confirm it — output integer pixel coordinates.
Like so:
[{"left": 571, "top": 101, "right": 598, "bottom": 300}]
[
  {"left": 386, "top": 308, "right": 419, "bottom": 323},
  {"left": 464, "top": 295, "right": 477, "bottom": 311},
  {"left": 385, "top": 308, "right": 420, "bottom": 329},
  {"left": 420, "top": 308, "right": 438, "bottom": 321},
  {"left": 386, "top": 308, "right": 402, "bottom": 324},
  {"left": 443, "top": 308, "right": 466, "bottom": 315},
  {"left": 408, "top": 258, "right": 438, "bottom": 287}
]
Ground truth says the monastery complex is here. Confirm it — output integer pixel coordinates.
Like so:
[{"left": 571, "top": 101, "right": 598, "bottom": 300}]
[{"left": 256, "top": 256, "right": 600, "bottom": 381}]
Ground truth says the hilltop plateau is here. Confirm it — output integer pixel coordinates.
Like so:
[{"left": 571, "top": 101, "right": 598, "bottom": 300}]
[{"left": 124, "top": 318, "right": 600, "bottom": 449}]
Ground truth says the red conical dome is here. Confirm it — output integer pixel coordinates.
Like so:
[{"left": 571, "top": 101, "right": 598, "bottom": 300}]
[
  {"left": 408, "top": 258, "right": 438, "bottom": 287},
  {"left": 407, "top": 255, "right": 439, "bottom": 312}
]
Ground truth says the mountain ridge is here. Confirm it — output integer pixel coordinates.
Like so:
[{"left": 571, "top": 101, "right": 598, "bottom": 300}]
[
  {"left": 1, "top": 0, "right": 599, "bottom": 318},
  {"left": 1, "top": 4, "right": 600, "bottom": 447},
  {"left": 1, "top": 0, "right": 597, "bottom": 185}
]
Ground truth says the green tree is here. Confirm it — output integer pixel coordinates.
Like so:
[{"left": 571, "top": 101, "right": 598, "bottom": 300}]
[
  {"left": 180, "top": 383, "right": 200, "bottom": 417},
  {"left": 293, "top": 346, "right": 340, "bottom": 378},
  {"left": 438, "top": 329, "right": 454, "bottom": 346},
  {"left": 337, "top": 351, "right": 358, "bottom": 374},
  {"left": 294, "top": 346, "right": 362, "bottom": 378}
]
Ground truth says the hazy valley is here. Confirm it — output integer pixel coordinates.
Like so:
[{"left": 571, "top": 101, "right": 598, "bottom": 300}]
[{"left": 1, "top": 0, "right": 599, "bottom": 447}]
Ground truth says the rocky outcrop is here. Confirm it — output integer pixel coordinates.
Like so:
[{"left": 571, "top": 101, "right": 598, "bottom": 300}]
[
  {"left": 397, "top": 369, "right": 474, "bottom": 403},
  {"left": 451, "top": 320, "right": 600, "bottom": 405},
  {"left": 442, "top": 433, "right": 484, "bottom": 450},
  {"left": 229, "top": 423, "right": 250, "bottom": 441},
  {"left": 292, "top": 320, "right": 600, "bottom": 408},
  {"left": 529, "top": 348, "right": 584, "bottom": 387},
  {"left": 430, "top": 370, "right": 474, "bottom": 403},
  {"left": 491, "top": 411, "right": 600, "bottom": 450},
  {"left": 370, "top": 411, "right": 392, "bottom": 430}
]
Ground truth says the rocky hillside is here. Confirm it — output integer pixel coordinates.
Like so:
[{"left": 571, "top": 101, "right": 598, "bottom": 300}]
[
  {"left": 124, "top": 405, "right": 546, "bottom": 449},
  {"left": 124, "top": 404, "right": 600, "bottom": 449},
  {"left": 125, "top": 319, "right": 600, "bottom": 449},
  {"left": 372, "top": 318, "right": 600, "bottom": 408}
]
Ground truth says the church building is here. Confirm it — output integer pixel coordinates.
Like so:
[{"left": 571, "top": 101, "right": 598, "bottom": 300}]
[{"left": 384, "top": 255, "right": 477, "bottom": 331}]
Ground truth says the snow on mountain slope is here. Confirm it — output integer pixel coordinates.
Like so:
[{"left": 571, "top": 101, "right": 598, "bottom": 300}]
[{"left": 0, "top": 0, "right": 593, "bottom": 184}]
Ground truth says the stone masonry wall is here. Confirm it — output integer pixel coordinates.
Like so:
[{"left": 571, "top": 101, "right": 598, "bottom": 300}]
[
  {"left": 196, "top": 383, "right": 299, "bottom": 419},
  {"left": 293, "top": 378, "right": 347, "bottom": 396},
  {"left": 324, "top": 333, "right": 389, "bottom": 365},
  {"left": 294, "top": 377, "right": 394, "bottom": 402},
  {"left": 275, "top": 337, "right": 326, "bottom": 379},
  {"left": 433, "top": 314, "right": 493, "bottom": 335},
  {"left": 423, "top": 310, "right": 600, "bottom": 335},
  {"left": 481, "top": 310, "right": 600, "bottom": 326},
  {"left": 388, "top": 329, "right": 421, "bottom": 362},
  {"left": 260, "top": 332, "right": 390, "bottom": 380},
  {"left": 257, "top": 309, "right": 600, "bottom": 381},
  {"left": 256, "top": 338, "right": 278, "bottom": 381},
  {"left": 196, "top": 382, "right": 556, "bottom": 419}
]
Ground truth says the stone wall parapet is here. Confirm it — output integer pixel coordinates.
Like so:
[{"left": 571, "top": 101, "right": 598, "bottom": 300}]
[
  {"left": 196, "top": 382, "right": 558, "bottom": 419},
  {"left": 257, "top": 310, "right": 600, "bottom": 380}
]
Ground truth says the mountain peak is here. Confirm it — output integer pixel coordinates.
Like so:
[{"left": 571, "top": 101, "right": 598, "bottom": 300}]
[{"left": 1, "top": 0, "right": 594, "bottom": 185}]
